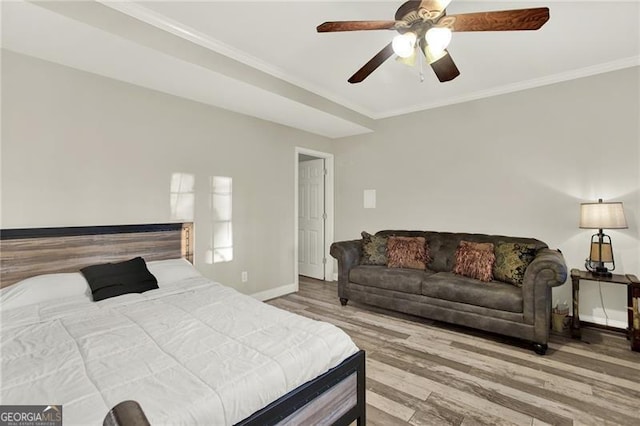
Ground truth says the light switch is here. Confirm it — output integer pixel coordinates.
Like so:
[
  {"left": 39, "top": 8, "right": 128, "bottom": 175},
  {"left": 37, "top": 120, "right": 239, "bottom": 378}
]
[{"left": 364, "top": 189, "right": 376, "bottom": 209}]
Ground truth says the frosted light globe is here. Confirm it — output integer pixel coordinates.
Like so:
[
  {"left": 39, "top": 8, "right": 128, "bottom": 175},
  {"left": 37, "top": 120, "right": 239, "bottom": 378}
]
[{"left": 392, "top": 32, "right": 417, "bottom": 58}]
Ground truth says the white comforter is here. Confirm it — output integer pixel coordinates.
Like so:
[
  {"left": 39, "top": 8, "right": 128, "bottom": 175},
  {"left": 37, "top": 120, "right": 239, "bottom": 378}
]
[{"left": 0, "top": 278, "right": 358, "bottom": 425}]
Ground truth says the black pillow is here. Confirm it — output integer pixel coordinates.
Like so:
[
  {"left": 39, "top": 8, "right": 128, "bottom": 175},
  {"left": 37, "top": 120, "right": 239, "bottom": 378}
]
[{"left": 81, "top": 257, "right": 158, "bottom": 301}]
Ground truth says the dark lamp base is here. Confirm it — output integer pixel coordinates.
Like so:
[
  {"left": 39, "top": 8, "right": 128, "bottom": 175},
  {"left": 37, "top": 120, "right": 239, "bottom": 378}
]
[{"left": 590, "top": 268, "right": 613, "bottom": 278}]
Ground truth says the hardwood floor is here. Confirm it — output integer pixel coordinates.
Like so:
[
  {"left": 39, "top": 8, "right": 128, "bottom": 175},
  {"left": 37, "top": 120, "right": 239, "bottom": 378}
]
[{"left": 267, "top": 277, "right": 640, "bottom": 426}]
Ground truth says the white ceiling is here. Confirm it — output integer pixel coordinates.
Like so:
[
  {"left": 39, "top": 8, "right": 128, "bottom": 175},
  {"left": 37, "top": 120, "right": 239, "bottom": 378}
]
[{"left": 2, "top": 1, "right": 639, "bottom": 138}]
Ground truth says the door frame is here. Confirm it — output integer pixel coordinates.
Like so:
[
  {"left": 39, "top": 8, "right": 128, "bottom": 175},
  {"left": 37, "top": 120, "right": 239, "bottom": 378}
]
[{"left": 294, "top": 147, "right": 334, "bottom": 287}]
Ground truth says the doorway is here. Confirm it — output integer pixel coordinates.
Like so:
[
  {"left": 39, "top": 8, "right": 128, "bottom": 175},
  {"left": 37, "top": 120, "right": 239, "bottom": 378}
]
[{"left": 295, "top": 148, "right": 334, "bottom": 283}]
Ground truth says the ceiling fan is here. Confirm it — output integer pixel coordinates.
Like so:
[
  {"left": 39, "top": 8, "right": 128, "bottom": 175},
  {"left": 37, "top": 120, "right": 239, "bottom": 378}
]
[{"left": 317, "top": 0, "right": 549, "bottom": 84}]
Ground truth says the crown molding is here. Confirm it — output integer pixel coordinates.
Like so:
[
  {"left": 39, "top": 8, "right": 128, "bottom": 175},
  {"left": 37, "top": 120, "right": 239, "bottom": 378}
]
[
  {"left": 373, "top": 56, "right": 640, "bottom": 119},
  {"left": 91, "top": 2, "right": 640, "bottom": 122},
  {"left": 98, "top": 1, "right": 378, "bottom": 119}
]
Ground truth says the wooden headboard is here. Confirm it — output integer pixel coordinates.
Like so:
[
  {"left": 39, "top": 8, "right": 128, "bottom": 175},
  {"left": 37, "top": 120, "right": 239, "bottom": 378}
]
[{"left": 0, "top": 223, "right": 193, "bottom": 288}]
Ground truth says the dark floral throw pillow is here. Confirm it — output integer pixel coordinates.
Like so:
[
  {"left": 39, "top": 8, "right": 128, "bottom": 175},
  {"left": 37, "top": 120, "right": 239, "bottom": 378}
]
[
  {"left": 361, "top": 231, "right": 388, "bottom": 266},
  {"left": 493, "top": 242, "right": 537, "bottom": 287}
]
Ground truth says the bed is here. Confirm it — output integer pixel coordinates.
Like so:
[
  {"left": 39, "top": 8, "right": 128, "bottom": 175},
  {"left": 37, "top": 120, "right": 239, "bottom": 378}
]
[{"left": 0, "top": 223, "right": 365, "bottom": 425}]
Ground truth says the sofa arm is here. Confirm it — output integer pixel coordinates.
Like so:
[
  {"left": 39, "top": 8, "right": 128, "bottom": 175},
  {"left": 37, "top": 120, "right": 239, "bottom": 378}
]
[
  {"left": 522, "top": 248, "right": 568, "bottom": 344},
  {"left": 330, "top": 239, "right": 362, "bottom": 298},
  {"left": 525, "top": 248, "right": 568, "bottom": 288}
]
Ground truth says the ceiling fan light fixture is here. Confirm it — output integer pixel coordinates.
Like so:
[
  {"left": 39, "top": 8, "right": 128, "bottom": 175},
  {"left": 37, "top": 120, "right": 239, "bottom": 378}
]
[
  {"left": 317, "top": 3, "right": 550, "bottom": 84},
  {"left": 425, "top": 27, "right": 452, "bottom": 56},
  {"left": 395, "top": 50, "right": 417, "bottom": 67},
  {"left": 423, "top": 44, "right": 447, "bottom": 64},
  {"left": 392, "top": 32, "right": 417, "bottom": 58}
]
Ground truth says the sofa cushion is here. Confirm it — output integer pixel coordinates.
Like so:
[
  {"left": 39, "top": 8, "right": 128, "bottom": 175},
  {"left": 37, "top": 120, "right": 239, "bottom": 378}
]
[
  {"left": 494, "top": 242, "right": 537, "bottom": 287},
  {"left": 422, "top": 272, "right": 523, "bottom": 313},
  {"left": 387, "top": 236, "right": 430, "bottom": 270},
  {"left": 361, "top": 231, "right": 388, "bottom": 266},
  {"left": 452, "top": 241, "right": 495, "bottom": 282},
  {"left": 349, "top": 265, "right": 434, "bottom": 294}
]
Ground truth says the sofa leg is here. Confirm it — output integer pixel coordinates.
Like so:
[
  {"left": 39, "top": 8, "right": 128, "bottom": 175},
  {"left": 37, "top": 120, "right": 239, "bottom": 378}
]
[
  {"left": 339, "top": 298, "right": 349, "bottom": 306},
  {"left": 533, "top": 343, "right": 548, "bottom": 355}
]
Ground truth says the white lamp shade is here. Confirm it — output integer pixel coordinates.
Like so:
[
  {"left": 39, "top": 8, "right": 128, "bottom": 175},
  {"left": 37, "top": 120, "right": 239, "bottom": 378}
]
[
  {"left": 396, "top": 50, "right": 417, "bottom": 67},
  {"left": 423, "top": 45, "right": 448, "bottom": 64},
  {"left": 579, "top": 201, "right": 628, "bottom": 229},
  {"left": 392, "top": 32, "right": 416, "bottom": 58},
  {"left": 425, "top": 27, "right": 452, "bottom": 56}
]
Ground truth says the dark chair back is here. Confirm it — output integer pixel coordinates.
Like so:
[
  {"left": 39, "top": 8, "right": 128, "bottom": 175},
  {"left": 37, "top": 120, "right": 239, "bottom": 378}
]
[{"left": 103, "top": 400, "right": 150, "bottom": 426}]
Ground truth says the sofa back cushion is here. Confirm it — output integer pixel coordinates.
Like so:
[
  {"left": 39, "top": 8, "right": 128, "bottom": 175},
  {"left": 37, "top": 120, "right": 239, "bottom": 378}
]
[{"left": 375, "top": 230, "right": 547, "bottom": 273}]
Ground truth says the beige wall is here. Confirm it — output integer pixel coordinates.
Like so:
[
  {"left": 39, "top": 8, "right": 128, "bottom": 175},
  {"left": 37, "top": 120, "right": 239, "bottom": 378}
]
[
  {"left": 1, "top": 50, "right": 333, "bottom": 296},
  {"left": 3, "top": 49, "right": 639, "bottom": 326},
  {"left": 333, "top": 67, "right": 640, "bottom": 327}
]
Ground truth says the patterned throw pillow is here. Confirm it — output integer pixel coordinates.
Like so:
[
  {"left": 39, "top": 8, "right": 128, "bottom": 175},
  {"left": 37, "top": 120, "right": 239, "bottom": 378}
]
[
  {"left": 452, "top": 241, "right": 495, "bottom": 282},
  {"left": 386, "top": 236, "right": 430, "bottom": 270},
  {"left": 361, "top": 231, "right": 388, "bottom": 265},
  {"left": 493, "top": 242, "right": 537, "bottom": 287}
]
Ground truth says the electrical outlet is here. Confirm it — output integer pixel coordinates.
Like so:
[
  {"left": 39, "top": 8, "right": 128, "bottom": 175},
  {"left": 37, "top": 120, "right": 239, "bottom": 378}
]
[{"left": 241, "top": 271, "right": 248, "bottom": 283}]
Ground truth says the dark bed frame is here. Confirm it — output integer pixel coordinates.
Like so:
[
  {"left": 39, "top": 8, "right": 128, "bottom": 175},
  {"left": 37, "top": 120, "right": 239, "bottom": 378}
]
[{"left": 0, "top": 222, "right": 366, "bottom": 426}]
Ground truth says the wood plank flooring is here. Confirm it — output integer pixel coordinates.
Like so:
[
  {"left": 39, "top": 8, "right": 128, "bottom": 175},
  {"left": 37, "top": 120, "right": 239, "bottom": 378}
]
[{"left": 267, "top": 277, "right": 640, "bottom": 426}]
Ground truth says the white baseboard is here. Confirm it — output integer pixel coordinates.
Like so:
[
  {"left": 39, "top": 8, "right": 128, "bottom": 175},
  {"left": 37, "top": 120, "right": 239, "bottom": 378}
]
[
  {"left": 251, "top": 282, "right": 298, "bottom": 302},
  {"left": 579, "top": 314, "right": 627, "bottom": 330}
]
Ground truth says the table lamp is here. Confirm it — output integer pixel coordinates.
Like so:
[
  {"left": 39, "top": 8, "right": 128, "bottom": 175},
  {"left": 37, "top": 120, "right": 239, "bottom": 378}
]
[{"left": 579, "top": 198, "right": 627, "bottom": 277}]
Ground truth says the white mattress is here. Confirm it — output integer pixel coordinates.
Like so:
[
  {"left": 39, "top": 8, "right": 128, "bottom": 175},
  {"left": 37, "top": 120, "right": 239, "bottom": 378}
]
[{"left": 0, "top": 277, "right": 358, "bottom": 425}]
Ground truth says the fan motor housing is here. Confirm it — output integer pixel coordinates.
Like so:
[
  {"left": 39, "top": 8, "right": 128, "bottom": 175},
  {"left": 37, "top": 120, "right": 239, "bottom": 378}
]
[
  {"left": 395, "top": 1, "right": 423, "bottom": 21},
  {"left": 395, "top": 1, "right": 441, "bottom": 35}
]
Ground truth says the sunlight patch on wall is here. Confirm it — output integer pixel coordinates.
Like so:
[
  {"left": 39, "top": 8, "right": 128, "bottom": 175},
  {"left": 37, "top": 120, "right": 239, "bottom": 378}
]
[
  {"left": 170, "top": 172, "right": 195, "bottom": 221},
  {"left": 208, "top": 176, "right": 233, "bottom": 264}
]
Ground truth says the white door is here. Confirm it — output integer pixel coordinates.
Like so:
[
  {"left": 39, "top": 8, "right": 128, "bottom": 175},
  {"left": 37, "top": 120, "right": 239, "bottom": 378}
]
[{"left": 298, "top": 158, "right": 325, "bottom": 280}]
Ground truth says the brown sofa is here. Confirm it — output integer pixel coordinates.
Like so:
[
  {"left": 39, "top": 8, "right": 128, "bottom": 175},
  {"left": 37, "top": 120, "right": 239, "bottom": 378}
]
[{"left": 330, "top": 230, "right": 568, "bottom": 355}]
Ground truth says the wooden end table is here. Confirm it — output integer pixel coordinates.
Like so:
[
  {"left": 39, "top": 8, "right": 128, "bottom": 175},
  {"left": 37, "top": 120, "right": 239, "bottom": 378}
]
[{"left": 570, "top": 268, "right": 640, "bottom": 351}]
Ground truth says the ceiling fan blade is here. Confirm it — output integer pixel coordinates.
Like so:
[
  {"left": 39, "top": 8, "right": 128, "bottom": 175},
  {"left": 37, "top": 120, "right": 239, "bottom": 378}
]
[
  {"left": 317, "top": 21, "right": 400, "bottom": 32},
  {"left": 448, "top": 7, "right": 550, "bottom": 32},
  {"left": 348, "top": 43, "right": 394, "bottom": 84},
  {"left": 430, "top": 50, "right": 460, "bottom": 82}
]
